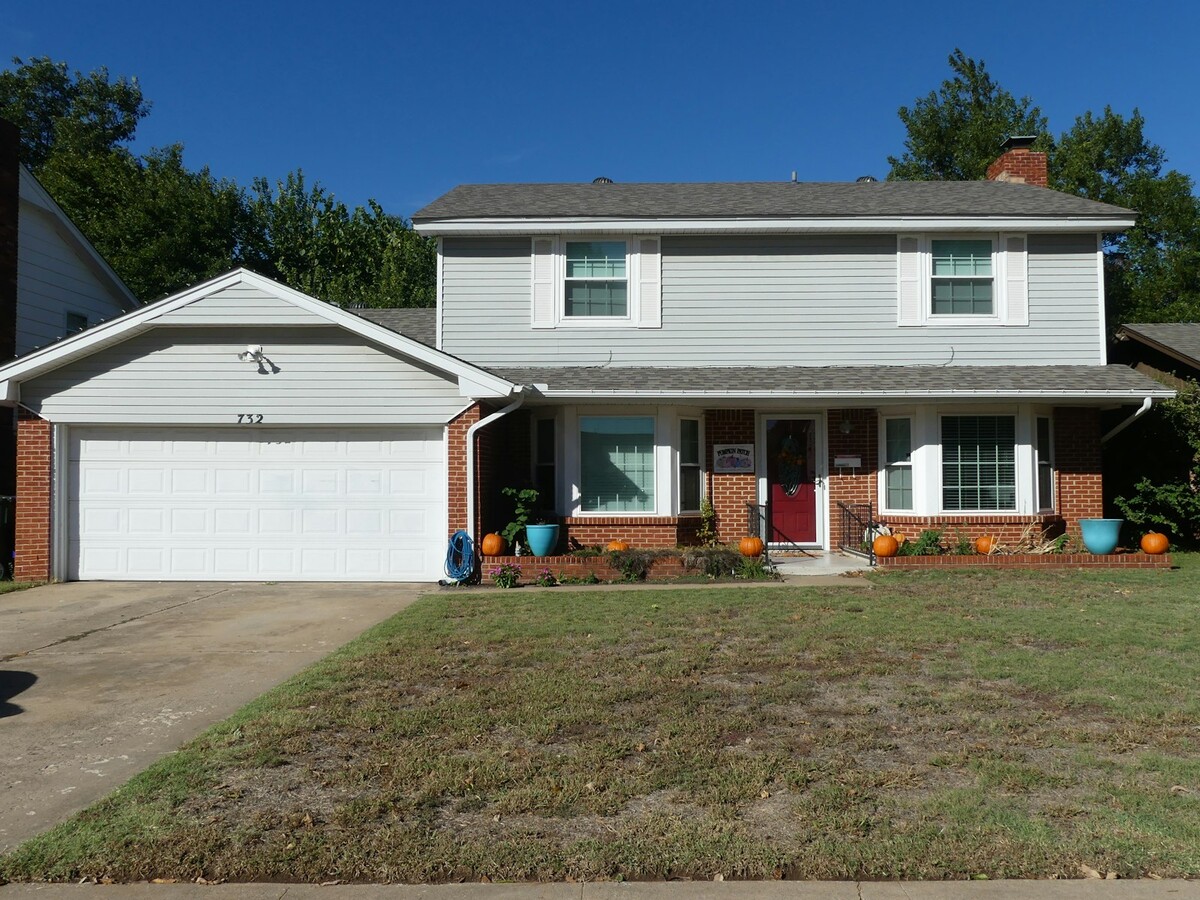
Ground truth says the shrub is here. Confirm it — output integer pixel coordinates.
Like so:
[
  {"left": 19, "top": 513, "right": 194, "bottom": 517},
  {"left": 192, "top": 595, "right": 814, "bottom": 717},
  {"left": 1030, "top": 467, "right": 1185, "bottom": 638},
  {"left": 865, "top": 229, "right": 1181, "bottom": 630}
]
[
  {"left": 681, "top": 546, "right": 743, "bottom": 577},
  {"left": 489, "top": 563, "right": 521, "bottom": 589}
]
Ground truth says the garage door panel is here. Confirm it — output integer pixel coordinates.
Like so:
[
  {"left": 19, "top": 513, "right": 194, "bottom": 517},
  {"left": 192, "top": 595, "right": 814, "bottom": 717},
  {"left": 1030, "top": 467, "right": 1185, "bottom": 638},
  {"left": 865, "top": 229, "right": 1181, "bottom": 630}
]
[{"left": 69, "top": 427, "right": 446, "bottom": 581}]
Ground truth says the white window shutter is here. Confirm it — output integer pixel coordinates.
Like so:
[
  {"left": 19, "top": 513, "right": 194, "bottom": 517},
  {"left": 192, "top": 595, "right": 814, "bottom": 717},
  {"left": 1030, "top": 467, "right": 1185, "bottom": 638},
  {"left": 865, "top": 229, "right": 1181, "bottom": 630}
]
[
  {"left": 897, "top": 236, "right": 924, "bottom": 326},
  {"left": 637, "top": 238, "right": 662, "bottom": 328},
  {"left": 1002, "top": 234, "right": 1028, "bottom": 326},
  {"left": 531, "top": 238, "right": 556, "bottom": 328}
]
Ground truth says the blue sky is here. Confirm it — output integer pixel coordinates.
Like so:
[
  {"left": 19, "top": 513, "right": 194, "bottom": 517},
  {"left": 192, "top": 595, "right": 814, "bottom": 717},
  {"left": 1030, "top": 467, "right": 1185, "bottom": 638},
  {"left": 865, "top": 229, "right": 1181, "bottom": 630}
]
[{"left": 3, "top": 0, "right": 1197, "bottom": 219}]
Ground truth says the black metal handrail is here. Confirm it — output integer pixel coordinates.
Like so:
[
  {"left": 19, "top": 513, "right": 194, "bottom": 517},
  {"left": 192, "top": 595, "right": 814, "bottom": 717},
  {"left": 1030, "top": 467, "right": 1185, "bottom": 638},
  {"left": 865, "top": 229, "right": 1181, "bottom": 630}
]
[
  {"left": 745, "top": 502, "right": 773, "bottom": 570},
  {"left": 837, "top": 500, "right": 878, "bottom": 564}
]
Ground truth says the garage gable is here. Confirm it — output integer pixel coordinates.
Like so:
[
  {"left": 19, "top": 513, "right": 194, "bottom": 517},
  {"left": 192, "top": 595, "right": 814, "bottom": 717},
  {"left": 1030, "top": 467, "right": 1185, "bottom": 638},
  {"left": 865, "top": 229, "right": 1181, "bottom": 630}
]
[
  {"left": 0, "top": 269, "right": 514, "bottom": 406},
  {"left": 21, "top": 325, "right": 470, "bottom": 425}
]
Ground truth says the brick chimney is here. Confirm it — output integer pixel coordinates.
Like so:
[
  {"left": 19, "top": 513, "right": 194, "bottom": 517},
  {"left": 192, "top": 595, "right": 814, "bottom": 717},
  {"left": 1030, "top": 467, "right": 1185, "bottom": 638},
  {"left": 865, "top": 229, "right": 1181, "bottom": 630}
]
[
  {"left": 986, "top": 135, "right": 1048, "bottom": 188},
  {"left": 0, "top": 118, "right": 17, "bottom": 361}
]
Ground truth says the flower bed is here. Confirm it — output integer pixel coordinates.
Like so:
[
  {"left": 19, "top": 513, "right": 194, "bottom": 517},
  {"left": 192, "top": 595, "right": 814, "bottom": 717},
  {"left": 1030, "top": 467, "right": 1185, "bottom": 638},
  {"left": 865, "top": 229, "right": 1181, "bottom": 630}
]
[
  {"left": 876, "top": 551, "right": 1172, "bottom": 569},
  {"left": 483, "top": 554, "right": 687, "bottom": 585}
]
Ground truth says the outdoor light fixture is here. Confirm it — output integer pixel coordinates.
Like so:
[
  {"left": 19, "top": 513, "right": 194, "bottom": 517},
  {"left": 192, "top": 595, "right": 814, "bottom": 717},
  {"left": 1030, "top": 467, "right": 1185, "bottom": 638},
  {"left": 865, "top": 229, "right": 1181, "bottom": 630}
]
[
  {"left": 840, "top": 418, "right": 855, "bottom": 435},
  {"left": 237, "top": 345, "right": 279, "bottom": 375}
]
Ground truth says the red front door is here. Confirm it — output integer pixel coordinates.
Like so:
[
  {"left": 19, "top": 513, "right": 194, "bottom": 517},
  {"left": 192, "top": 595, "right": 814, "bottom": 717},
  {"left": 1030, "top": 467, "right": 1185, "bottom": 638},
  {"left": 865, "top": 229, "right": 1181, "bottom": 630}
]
[{"left": 766, "top": 418, "right": 817, "bottom": 544}]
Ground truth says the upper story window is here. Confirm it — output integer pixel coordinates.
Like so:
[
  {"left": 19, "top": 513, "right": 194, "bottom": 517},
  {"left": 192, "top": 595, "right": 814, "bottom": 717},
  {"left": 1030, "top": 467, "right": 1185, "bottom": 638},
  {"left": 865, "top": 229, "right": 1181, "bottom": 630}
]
[
  {"left": 565, "top": 241, "right": 628, "bottom": 317},
  {"left": 898, "top": 234, "right": 1027, "bottom": 327},
  {"left": 532, "top": 237, "right": 661, "bottom": 329},
  {"left": 931, "top": 240, "right": 993, "bottom": 316}
]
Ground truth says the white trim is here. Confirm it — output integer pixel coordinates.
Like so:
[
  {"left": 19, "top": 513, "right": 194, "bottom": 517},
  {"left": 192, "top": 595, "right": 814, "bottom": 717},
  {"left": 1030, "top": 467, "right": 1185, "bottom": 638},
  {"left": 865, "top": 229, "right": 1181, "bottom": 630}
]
[
  {"left": 436, "top": 236, "right": 444, "bottom": 351},
  {"left": 1096, "top": 233, "right": 1108, "bottom": 365},
  {"left": 19, "top": 167, "right": 140, "bottom": 312},
  {"left": 416, "top": 216, "right": 1136, "bottom": 236},
  {"left": 0, "top": 268, "right": 516, "bottom": 403},
  {"left": 52, "top": 422, "right": 69, "bottom": 582}
]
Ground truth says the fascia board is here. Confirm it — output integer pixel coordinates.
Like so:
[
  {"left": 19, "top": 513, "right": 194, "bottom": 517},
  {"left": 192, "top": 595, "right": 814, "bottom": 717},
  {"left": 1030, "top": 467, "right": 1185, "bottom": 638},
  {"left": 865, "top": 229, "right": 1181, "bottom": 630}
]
[
  {"left": 533, "top": 388, "right": 1176, "bottom": 401},
  {"left": 415, "top": 216, "right": 1137, "bottom": 236},
  {"left": 19, "top": 167, "right": 140, "bottom": 311}
]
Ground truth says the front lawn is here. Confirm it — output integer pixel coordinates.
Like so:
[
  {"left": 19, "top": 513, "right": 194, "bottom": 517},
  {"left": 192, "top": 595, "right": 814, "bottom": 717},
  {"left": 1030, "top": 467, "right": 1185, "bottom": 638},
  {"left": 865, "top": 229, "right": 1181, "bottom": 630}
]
[{"left": 4, "top": 560, "right": 1200, "bottom": 883}]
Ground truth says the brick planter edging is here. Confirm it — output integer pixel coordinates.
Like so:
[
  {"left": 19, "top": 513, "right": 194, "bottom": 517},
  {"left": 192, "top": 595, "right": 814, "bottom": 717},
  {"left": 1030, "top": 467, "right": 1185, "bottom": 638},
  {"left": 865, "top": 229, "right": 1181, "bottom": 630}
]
[
  {"left": 480, "top": 554, "right": 687, "bottom": 584},
  {"left": 876, "top": 552, "right": 1172, "bottom": 569}
]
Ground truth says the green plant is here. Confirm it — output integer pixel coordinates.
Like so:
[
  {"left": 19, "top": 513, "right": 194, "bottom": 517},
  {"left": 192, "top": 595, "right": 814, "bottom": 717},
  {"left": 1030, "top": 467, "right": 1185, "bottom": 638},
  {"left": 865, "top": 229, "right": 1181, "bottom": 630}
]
[
  {"left": 500, "top": 487, "right": 540, "bottom": 549},
  {"left": 681, "top": 546, "right": 743, "bottom": 577},
  {"left": 696, "top": 496, "right": 718, "bottom": 547},
  {"left": 736, "top": 556, "right": 775, "bottom": 580},
  {"left": 607, "top": 548, "right": 671, "bottom": 582},
  {"left": 952, "top": 530, "right": 975, "bottom": 556},
  {"left": 1114, "top": 477, "right": 1200, "bottom": 543},
  {"left": 488, "top": 563, "right": 521, "bottom": 589},
  {"left": 532, "top": 568, "right": 558, "bottom": 588},
  {"left": 898, "top": 529, "right": 944, "bottom": 556},
  {"left": 557, "top": 572, "right": 600, "bottom": 585}
]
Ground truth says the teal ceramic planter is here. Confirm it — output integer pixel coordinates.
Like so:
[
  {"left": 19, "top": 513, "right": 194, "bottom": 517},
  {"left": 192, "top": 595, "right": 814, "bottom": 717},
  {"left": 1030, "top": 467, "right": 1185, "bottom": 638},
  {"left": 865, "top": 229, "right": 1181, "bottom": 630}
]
[
  {"left": 525, "top": 524, "right": 560, "bottom": 557},
  {"left": 1079, "top": 518, "right": 1123, "bottom": 555}
]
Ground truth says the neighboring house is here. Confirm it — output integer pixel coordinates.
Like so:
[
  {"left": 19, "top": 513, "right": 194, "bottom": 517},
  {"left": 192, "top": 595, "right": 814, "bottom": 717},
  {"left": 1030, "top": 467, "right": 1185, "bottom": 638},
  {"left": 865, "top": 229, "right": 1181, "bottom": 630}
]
[
  {"left": 0, "top": 119, "right": 139, "bottom": 530},
  {"left": 0, "top": 139, "right": 1174, "bottom": 583},
  {"left": 1113, "top": 323, "right": 1200, "bottom": 386}
]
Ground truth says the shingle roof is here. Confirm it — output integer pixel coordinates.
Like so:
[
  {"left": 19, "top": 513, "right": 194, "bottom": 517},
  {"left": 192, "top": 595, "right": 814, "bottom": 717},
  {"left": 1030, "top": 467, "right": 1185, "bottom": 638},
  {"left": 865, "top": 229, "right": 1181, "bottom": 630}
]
[
  {"left": 413, "top": 181, "right": 1134, "bottom": 222},
  {"left": 1119, "top": 323, "right": 1200, "bottom": 369},
  {"left": 490, "top": 364, "right": 1171, "bottom": 400},
  {"left": 353, "top": 308, "right": 436, "bottom": 347}
]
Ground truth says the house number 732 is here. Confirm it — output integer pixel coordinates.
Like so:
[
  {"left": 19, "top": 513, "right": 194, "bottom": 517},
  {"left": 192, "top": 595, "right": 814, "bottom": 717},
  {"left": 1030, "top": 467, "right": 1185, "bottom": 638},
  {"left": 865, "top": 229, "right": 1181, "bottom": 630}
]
[{"left": 237, "top": 414, "right": 264, "bottom": 424}]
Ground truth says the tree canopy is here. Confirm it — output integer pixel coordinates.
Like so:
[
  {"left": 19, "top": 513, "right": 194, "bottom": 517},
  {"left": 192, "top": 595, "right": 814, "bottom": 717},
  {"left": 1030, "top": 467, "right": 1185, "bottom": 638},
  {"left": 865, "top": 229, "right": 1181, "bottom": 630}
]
[
  {"left": 0, "top": 56, "right": 435, "bottom": 306},
  {"left": 888, "top": 50, "right": 1200, "bottom": 325}
]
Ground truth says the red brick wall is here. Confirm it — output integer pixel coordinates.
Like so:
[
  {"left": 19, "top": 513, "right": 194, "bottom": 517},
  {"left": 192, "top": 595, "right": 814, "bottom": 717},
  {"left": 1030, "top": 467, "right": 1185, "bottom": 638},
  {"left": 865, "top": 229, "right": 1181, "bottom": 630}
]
[
  {"left": 1054, "top": 406, "right": 1103, "bottom": 538},
  {"left": 705, "top": 409, "right": 756, "bottom": 541},
  {"left": 880, "top": 514, "right": 1063, "bottom": 546},
  {"left": 446, "top": 403, "right": 483, "bottom": 537},
  {"left": 985, "top": 147, "right": 1049, "bottom": 187},
  {"left": 563, "top": 515, "right": 700, "bottom": 549},
  {"left": 14, "top": 411, "right": 51, "bottom": 582},
  {"left": 826, "top": 409, "right": 878, "bottom": 542}
]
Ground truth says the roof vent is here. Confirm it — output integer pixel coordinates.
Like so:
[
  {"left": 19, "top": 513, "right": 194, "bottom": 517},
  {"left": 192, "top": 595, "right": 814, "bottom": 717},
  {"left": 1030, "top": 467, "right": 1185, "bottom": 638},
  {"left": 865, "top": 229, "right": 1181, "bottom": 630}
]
[
  {"left": 592, "top": 176, "right": 613, "bottom": 184},
  {"left": 856, "top": 175, "right": 878, "bottom": 183}
]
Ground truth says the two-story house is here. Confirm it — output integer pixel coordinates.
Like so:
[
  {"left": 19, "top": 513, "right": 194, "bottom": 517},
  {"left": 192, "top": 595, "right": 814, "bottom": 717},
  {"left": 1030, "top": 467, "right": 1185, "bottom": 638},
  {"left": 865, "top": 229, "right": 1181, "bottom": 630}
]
[{"left": 0, "top": 140, "right": 1171, "bottom": 582}]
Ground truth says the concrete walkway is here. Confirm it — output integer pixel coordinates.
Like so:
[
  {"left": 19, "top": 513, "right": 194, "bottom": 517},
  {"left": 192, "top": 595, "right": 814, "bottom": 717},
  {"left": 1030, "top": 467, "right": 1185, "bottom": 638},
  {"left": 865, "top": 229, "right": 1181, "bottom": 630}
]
[
  {"left": 1, "top": 878, "right": 1197, "bottom": 898},
  {"left": 0, "top": 582, "right": 427, "bottom": 852}
]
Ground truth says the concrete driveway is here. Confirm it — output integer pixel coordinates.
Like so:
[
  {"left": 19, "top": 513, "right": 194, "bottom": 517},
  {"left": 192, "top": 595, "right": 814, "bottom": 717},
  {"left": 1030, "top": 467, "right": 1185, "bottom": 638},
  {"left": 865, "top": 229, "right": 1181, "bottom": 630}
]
[{"left": 0, "top": 581, "right": 428, "bottom": 852}]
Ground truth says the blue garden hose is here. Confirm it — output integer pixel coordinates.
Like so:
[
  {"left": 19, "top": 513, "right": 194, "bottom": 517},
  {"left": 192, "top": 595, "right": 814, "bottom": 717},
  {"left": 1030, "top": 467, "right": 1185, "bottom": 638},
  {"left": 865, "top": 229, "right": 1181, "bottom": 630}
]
[{"left": 443, "top": 529, "right": 476, "bottom": 584}]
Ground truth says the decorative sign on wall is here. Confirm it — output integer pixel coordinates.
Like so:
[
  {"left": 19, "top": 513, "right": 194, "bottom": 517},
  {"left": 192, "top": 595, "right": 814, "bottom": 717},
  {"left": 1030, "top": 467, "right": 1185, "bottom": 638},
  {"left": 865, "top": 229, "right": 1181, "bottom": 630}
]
[
  {"left": 834, "top": 455, "right": 862, "bottom": 468},
  {"left": 713, "top": 444, "right": 755, "bottom": 474}
]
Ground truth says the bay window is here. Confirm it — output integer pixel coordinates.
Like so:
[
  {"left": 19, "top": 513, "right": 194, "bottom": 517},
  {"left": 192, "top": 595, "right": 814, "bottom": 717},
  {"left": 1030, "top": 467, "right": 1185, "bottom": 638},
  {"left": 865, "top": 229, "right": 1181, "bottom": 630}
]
[
  {"left": 940, "top": 415, "right": 1017, "bottom": 511},
  {"left": 579, "top": 416, "right": 655, "bottom": 512}
]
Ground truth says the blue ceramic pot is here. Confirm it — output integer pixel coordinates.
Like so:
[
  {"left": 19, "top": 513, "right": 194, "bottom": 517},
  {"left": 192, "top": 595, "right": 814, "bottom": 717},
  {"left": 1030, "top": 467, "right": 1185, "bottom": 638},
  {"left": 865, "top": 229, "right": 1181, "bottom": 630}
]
[
  {"left": 1079, "top": 518, "right": 1123, "bottom": 555},
  {"left": 525, "top": 524, "right": 560, "bottom": 557}
]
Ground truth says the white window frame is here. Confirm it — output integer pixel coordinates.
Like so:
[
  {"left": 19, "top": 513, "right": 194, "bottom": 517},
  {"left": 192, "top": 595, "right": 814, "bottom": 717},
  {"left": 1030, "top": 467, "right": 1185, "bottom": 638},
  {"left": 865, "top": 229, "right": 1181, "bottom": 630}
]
[
  {"left": 677, "top": 415, "right": 704, "bottom": 514},
  {"left": 880, "top": 414, "right": 916, "bottom": 514},
  {"left": 1035, "top": 414, "right": 1055, "bottom": 512},
  {"left": 562, "top": 237, "right": 633, "bottom": 324},
  {"left": 881, "top": 405, "right": 1049, "bottom": 517},
  {"left": 928, "top": 236, "right": 998, "bottom": 321},
  {"left": 938, "top": 412, "right": 1019, "bottom": 514}
]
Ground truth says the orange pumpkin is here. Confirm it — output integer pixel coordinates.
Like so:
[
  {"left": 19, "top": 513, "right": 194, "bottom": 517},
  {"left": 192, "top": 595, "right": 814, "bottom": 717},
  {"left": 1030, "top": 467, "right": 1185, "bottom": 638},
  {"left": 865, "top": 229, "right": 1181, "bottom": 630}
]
[
  {"left": 480, "top": 533, "right": 505, "bottom": 556},
  {"left": 975, "top": 535, "right": 997, "bottom": 555},
  {"left": 1140, "top": 532, "right": 1169, "bottom": 555},
  {"left": 739, "top": 535, "right": 765, "bottom": 557},
  {"left": 873, "top": 534, "right": 899, "bottom": 558},
  {"left": 607, "top": 539, "right": 630, "bottom": 552}
]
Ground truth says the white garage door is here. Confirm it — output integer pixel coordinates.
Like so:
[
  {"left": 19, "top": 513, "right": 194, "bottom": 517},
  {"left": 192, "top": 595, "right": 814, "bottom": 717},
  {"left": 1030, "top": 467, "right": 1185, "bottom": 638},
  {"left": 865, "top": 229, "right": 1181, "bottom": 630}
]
[{"left": 68, "top": 426, "right": 446, "bottom": 581}]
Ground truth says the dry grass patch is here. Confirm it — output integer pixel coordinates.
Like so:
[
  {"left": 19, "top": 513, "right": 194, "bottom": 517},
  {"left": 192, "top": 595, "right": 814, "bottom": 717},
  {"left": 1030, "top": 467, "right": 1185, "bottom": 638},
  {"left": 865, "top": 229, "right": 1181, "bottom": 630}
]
[{"left": 3, "top": 558, "right": 1200, "bottom": 884}]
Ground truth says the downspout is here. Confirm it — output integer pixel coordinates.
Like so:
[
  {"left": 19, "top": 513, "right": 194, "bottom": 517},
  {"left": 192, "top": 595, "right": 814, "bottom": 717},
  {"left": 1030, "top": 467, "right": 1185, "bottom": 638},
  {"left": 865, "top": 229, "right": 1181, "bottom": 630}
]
[
  {"left": 465, "top": 387, "right": 526, "bottom": 541},
  {"left": 1101, "top": 396, "right": 1153, "bottom": 444}
]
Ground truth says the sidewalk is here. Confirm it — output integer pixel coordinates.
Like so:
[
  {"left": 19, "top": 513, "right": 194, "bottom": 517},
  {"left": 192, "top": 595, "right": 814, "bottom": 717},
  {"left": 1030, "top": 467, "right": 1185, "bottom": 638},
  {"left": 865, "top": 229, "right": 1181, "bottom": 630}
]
[{"left": 2, "top": 880, "right": 1198, "bottom": 899}]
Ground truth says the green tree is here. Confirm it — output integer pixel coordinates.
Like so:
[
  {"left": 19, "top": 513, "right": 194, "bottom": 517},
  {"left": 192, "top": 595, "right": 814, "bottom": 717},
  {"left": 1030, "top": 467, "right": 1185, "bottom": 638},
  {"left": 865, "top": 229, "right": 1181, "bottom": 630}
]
[
  {"left": 1052, "top": 108, "right": 1200, "bottom": 323},
  {"left": 0, "top": 56, "right": 149, "bottom": 170},
  {"left": 38, "top": 144, "right": 250, "bottom": 301},
  {"left": 245, "top": 171, "right": 435, "bottom": 308},
  {"left": 887, "top": 49, "right": 1048, "bottom": 181}
]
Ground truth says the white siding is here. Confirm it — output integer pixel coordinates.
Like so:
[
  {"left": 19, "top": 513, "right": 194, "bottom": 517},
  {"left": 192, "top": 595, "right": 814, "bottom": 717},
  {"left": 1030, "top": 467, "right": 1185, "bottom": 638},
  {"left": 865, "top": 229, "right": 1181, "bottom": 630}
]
[
  {"left": 21, "top": 326, "right": 466, "bottom": 424},
  {"left": 155, "top": 284, "right": 333, "bottom": 325},
  {"left": 440, "top": 234, "right": 1103, "bottom": 367},
  {"left": 16, "top": 203, "right": 132, "bottom": 356}
]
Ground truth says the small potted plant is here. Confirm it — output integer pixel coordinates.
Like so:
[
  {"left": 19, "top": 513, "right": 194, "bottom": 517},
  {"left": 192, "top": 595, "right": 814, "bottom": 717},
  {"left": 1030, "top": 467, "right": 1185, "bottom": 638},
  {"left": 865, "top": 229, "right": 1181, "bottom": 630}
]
[{"left": 501, "top": 487, "right": 560, "bottom": 556}]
